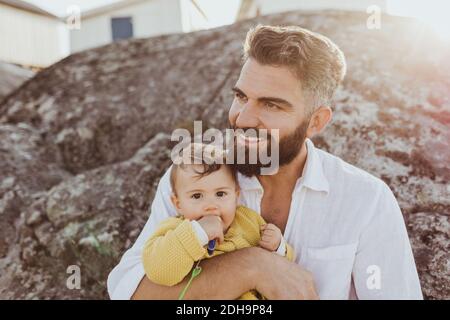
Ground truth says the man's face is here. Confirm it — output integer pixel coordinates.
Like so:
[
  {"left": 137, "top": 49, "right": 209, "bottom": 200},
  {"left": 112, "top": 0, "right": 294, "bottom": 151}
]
[{"left": 228, "top": 58, "right": 312, "bottom": 176}]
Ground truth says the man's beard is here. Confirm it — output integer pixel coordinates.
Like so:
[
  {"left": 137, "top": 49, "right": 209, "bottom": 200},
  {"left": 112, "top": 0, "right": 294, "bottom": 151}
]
[{"left": 228, "top": 118, "right": 310, "bottom": 177}]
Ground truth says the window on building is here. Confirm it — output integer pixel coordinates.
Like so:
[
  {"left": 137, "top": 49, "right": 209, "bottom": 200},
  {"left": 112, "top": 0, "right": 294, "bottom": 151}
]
[{"left": 111, "top": 17, "right": 133, "bottom": 41}]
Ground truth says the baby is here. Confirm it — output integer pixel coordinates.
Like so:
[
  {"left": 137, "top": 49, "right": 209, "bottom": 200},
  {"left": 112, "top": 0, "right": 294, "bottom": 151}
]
[{"left": 141, "top": 143, "right": 295, "bottom": 299}]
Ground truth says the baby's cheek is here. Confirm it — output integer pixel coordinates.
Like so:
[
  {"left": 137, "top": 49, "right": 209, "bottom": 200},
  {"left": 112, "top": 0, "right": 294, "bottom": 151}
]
[{"left": 224, "top": 208, "right": 236, "bottom": 226}]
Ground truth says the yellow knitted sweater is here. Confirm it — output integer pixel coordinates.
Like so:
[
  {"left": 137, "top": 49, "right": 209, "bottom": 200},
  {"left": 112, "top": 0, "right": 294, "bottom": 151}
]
[{"left": 141, "top": 205, "right": 295, "bottom": 300}]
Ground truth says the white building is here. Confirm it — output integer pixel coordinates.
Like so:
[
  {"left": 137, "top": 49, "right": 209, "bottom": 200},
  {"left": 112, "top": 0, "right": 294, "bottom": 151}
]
[
  {"left": 0, "top": 0, "right": 69, "bottom": 67},
  {"left": 238, "top": 0, "right": 387, "bottom": 20},
  {"left": 0, "top": 0, "right": 210, "bottom": 66},
  {"left": 70, "top": 0, "right": 209, "bottom": 53}
]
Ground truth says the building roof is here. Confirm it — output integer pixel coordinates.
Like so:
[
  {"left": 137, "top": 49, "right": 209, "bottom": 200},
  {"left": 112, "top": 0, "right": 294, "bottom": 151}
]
[
  {"left": 80, "top": 0, "right": 148, "bottom": 19},
  {"left": 80, "top": 0, "right": 208, "bottom": 21},
  {"left": 0, "top": 0, "right": 58, "bottom": 18}
]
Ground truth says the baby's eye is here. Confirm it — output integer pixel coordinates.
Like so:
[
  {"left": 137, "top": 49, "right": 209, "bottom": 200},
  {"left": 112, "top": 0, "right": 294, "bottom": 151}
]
[
  {"left": 216, "top": 191, "right": 227, "bottom": 197},
  {"left": 191, "top": 193, "right": 202, "bottom": 199}
]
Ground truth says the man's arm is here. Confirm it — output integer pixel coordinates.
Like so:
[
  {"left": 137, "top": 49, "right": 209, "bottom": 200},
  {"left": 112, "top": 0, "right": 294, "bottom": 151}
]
[
  {"left": 352, "top": 182, "right": 423, "bottom": 299},
  {"left": 133, "top": 247, "right": 257, "bottom": 299},
  {"left": 109, "top": 166, "right": 318, "bottom": 300},
  {"left": 132, "top": 246, "right": 319, "bottom": 300}
]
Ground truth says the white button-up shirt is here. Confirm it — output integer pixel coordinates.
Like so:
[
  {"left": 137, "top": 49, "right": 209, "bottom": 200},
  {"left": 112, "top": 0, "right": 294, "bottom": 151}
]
[{"left": 107, "top": 138, "right": 423, "bottom": 300}]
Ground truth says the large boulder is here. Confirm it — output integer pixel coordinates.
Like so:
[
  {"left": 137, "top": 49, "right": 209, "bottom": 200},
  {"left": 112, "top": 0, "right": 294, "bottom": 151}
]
[
  {"left": 0, "top": 123, "right": 70, "bottom": 257},
  {"left": 0, "top": 10, "right": 448, "bottom": 299}
]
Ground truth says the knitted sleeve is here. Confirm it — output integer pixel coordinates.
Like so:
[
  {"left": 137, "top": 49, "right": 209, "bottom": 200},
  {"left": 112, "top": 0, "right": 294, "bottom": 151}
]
[
  {"left": 237, "top": 206, "right": 296, "bottom": 261},
  {"left": 141, "top": 217, "right": 207, "bottom": 286},
  {"left": 285, "top": 243, "right": 296, "bottom": 262}
]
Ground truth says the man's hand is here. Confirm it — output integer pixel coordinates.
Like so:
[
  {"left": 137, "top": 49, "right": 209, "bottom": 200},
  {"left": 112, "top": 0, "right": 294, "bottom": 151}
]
[
  {"left": 197, "top": 215, "right": 224, "bottom": 243},
  {"left": 259, "top": 223, "right": 282, "bottom": 251},
  {"left": 254, "top": 247, "right": 319, "bottom": 300}
]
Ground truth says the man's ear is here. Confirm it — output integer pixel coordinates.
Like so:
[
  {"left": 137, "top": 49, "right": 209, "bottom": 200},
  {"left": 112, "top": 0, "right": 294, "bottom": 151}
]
[
  {"left": 170, "top": 193, "right": 182, "bottom": 212},
  {"left": 306, "top": 106, "right": 332, "bottom": 138}
]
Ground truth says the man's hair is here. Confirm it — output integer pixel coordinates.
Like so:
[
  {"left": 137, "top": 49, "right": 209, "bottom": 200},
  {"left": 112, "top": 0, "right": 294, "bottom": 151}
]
[
  {"left": 170, "top": 143, "right": 237, "bottom": 195},
  {"left": 243, "top": 25, "right": 346, "bottom": 113}
]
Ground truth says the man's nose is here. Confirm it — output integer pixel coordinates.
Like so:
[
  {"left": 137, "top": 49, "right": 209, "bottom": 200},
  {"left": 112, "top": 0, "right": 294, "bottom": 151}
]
[{"left": 234, "top": 102, "right": 260, "bottom": 129}]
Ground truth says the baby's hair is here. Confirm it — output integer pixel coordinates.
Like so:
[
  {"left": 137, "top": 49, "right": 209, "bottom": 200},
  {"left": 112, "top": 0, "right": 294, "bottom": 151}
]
[{"left": 170, "top": 143, "right": 237, "bottom": 195}]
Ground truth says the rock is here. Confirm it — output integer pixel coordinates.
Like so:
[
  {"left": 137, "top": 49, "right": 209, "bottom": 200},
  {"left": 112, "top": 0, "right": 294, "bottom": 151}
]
[
  {"left": 0, "top": 10, "right": 448, "bottom": 299},
  {"left": 407, "top": 212, "right": 449, "bottom": 300},
  {"left": 0, "top": 124, "right": 70, "bottom": 259},
  {"left": 0, "top": 133, "right": 172, "bottom": 299}
]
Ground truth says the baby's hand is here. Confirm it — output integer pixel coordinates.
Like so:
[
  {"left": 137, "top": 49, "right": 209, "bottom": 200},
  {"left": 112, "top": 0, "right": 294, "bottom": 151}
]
[
  {"left": 259, "top": 223, "right": 282, "bottom": 251},
  {"left": 198, "top": 215, "right": 224, "bottom": 244}
]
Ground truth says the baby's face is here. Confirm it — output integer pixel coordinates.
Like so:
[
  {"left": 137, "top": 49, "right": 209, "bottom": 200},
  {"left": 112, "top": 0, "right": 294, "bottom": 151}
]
[{"left": 171, "top": 165, "right": 239, "bottom": 232}]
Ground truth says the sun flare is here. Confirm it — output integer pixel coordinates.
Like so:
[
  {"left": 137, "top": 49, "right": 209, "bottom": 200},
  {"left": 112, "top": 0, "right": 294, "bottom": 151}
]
[{"left": 388, "top": 0, "right": 450, "bottom": 41}]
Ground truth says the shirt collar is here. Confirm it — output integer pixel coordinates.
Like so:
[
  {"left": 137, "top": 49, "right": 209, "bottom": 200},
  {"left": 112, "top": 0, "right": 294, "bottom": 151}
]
[
  {"left": 300, "top": 138, "right": 330, "bottom": 194},
  {"left": 237, "top": 138, "right": 330, "bottom": 194}
]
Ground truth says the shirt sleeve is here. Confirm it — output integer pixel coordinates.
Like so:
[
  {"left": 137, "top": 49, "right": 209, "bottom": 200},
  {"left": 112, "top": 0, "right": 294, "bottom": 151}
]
[
  {"left": 142, "top": 218, "right": 207, "bottom": 286},
  {"left": 107, "top": 166, "right": 178, "bottom": 300},
  {"left": 191, "top": 220, "right": 209, "bottom": 246},
  {"left": 352, "top": 182, "right": 423, "bottom": 299},
  {"left": 247, "top": 206, "right": 296, "bottom": 261},
  {"left": 276, "top": 238, "right": 286, "bottom": 256}
]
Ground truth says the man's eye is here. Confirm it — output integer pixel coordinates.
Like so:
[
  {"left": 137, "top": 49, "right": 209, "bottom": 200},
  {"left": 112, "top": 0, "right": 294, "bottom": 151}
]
[
  {"left": 235, "top": 92, "right": 246, "bottom": 101},
  {"left": 265, "top": 102, "right": 279, "bottom": 109},
  {"left": 216, "top": 191, "right": 227, "bottom": 197},
  {"left": 191, "top": 193, "right": 202, "bottom": 199}
]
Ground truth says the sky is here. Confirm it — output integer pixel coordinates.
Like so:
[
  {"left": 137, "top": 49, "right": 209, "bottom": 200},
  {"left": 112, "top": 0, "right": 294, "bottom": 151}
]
[{"left": 387, "top": 0, "right": 450, "bottom": 40}]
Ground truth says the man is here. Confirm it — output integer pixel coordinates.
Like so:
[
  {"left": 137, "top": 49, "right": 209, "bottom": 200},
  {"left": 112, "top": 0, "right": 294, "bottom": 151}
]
[{"left": 107, "top": 25, "right": 422, "bottom": 299}]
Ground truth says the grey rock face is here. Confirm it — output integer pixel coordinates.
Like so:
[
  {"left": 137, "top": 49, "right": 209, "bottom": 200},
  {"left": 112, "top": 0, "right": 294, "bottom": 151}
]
[{"left": 0, "top": 11, "right": 448, "bottom": 299}]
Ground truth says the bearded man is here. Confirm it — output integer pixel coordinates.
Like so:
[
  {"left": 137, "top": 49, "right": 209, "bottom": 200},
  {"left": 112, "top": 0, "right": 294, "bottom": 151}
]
[{"left": 108, "top": 25, "right": 422, "bottom": 300}]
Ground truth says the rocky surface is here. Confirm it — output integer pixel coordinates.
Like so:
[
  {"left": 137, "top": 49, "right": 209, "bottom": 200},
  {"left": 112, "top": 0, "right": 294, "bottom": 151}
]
[
  {"left": 0, "top": 10, "right": 448, "bottom": 299},
  {"left": 0, "top": 62, "right": 34, "bottom": 103}
]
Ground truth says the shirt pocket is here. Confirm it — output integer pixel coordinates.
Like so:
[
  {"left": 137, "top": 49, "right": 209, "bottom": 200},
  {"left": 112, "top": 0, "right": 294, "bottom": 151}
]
[{"left": 303, "top": 243, "right": 358, "bottom": 300}]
